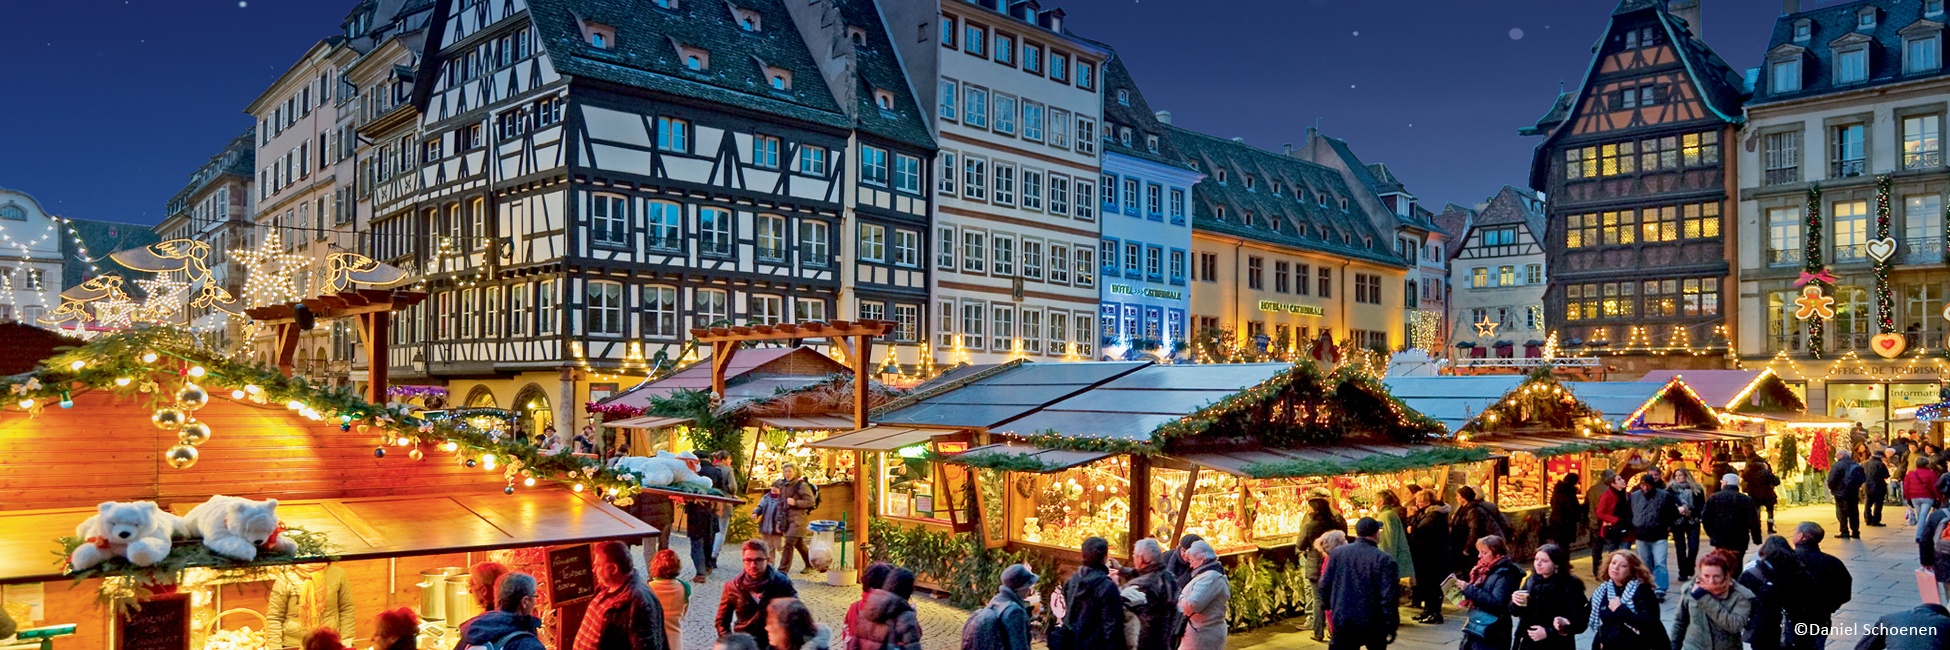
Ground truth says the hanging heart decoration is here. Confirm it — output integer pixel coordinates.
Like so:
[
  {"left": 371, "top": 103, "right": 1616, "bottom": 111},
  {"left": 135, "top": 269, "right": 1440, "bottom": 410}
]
[
  {"left": 1870, "top": 332, "right": 1907, "bottom": 359},
  {"left": 1865, "top": 237, "right": 1898, "bottom": 263}
]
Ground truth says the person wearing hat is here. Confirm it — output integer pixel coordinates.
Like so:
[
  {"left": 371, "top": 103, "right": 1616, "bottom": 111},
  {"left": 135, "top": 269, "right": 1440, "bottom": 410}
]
[
  {"left": 962, "top": 564, "right": 1038, "bottom": 650},
  {"left": 1700, "top": 473, "right": 1763, "bottom": 566},
  {"left": 1319, "top": 518, "right": 1401, "bottom": 650}
]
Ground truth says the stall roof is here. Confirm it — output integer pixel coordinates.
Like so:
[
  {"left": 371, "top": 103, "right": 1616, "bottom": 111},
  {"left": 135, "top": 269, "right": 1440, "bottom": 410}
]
[
  {"left": 1638, "top": 370, "right": 1761, "bottom": 410},
  {"left": 1635, "top": 427, "right": 1759, "bottom": 442},
  {"left": 876, "top": 361, "right": 1150, "bottom": 429},
  {"left": 598, "top": 347, "right": 845, "bottom": 411},
  {"left": 1382, "top": 376, "right": 1527, "bottom": 432},
  {"left": 945, "top": 444, "right": 1115, "bottom": 472},
  {"left": 1175, "top": 443, "right": 1450, "bottom": 478},
  {"left": 1466, "top": 432, "right": 1648, "bottom": 454},
  {"left": 1572, "top": 380, "right": 1708, "bottom": 427},
  {"left": 991, "top": 364, "right": 1293, "bottom": 441},
  {"left": 0, "top": 490, "right": 656, "bottom": 585},
  {"left": 804, "top": 424, "right": 964, "bottom": 451},
  {"left": 602, "top": 415, "right": 693, "bottom": 429},
  {"left": 752, "top": 415, "right": 858, "bottom": 430}
]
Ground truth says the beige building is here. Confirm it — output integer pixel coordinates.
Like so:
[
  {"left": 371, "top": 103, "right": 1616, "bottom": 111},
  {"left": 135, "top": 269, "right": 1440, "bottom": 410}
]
[
  {"left": 156, "top": 129, "right": 255, "bottom": 341},
  {"left": 1736, "top": 0, "right": 1950, "bottom": 435}
]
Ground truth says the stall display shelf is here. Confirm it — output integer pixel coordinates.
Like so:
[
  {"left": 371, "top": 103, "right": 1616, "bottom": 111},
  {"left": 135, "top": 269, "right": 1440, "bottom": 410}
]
[{"left": 1015, "top": 458, "right": 1133, "bottom": 551}]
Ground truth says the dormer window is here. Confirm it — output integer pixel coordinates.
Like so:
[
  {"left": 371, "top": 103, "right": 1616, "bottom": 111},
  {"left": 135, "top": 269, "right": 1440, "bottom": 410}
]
[
  {"left": 1270, "top": 220, "right": 1282, "bottom": 232},
  {"left": 767, "top": 67, "right": 792, "bottom": 90},
  {"left": 1770, "top": 53, "right": 1803, "bottom": 93},
  {"left": 1858, "top": 7, "right": 1877, "bottom": 30},
  {"left": 874, "top": 89, "right": 895, "bottom": 110},
  {"left": 1244, "top": 211, "right": 1255, "bottom": 228},
  {"left": 1116, "top": 89, "right": 1129, "bottom": 106},
  {"left": 848, "top": 27, "right": 867, "bottom": 46},
  {"left": 1117, "top": 127, "right": 1132, "bottom": 146},
  {"left": 585, "top": 22, "right": 616, "bottom": 49},
  {"left": 1794, "top": 19, "right": 1812, "bottom": 42},
  {"left": 1930, "top": 0, "right": 1945, "bottom": 17},
  {"left": 1215, "top": 169, "right": 1227, "bottom": 184},
  {"left": 679, "top": 45, "right": 709, "bottom": 71},
  {"left": 1272, "top": 182, "right": 1283, "bottom": 196},
  {"left": 1243, "top": 175, "right": 1254, "bottom": 190},
  {"left": 1215, "top": 205, "right": 1227, "bottom": 220},
  {"left": 1835, "top": 43, "right": 1869, "bottom": 84},
  {"left": 734, "top": 8, "right": 762, "bottom": 32},
  {"left": 1317, "top": 193, "right": 1327, "bottom": 206},
  {"left": 1145, "top": 135, "right": 1158, "bottom": 153},
  {"left": 1903, "top": 23, "right": 1944, "bottom": 74},
  {"left": 1339, "top": 198, "right": 1349, "bottom": 210}
]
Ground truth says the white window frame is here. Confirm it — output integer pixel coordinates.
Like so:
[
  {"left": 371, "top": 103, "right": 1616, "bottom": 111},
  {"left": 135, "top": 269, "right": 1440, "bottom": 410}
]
[{"left": 587, "top": 280, "right": 625, "bottom": 336}]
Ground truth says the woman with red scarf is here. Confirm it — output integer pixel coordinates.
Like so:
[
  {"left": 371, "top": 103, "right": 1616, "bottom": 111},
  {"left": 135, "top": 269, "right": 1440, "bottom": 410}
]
[{"left": 1457, "top": 536, "right": 1525, "bottom": 650}]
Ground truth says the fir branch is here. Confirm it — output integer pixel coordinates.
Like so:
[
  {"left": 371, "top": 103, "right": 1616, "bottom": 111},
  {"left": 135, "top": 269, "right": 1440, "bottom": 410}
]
[{"left": 1240, "top": 446, "right": 1493, "bottom": 479}]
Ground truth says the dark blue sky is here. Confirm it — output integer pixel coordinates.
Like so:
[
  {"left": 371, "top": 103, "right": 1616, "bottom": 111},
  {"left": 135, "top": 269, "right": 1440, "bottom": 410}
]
[{"left": 0, "top": 0, "right": 1809, "bottom": 226}]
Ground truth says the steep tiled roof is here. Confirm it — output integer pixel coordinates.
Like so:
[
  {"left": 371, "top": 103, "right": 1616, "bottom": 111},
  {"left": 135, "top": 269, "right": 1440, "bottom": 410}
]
[
  {"left": 1314, "top": 135, "right": 1440, "bottom": 233},
  {"left": 1474, "top": 185, "right": 1548, "bottom": 245},
  {"left": 1161, "top": 126, "right": 1407, "bottom": 268},
  {"left": 167, "top": 129, "right": 255, "bottom": 213},
  {"left": 1518, "top": 91, "right": 1574, "bottom": 136},
  {"left": 1434, "top": 203, "right": 1476, "bottom": 261},
  {"left": 526, "top": 0, "right": 850, "bottom": 130},
  {"left": 828, "top": 0, "right": 935, "bottom": 149},
  {"left": 61, "top": 219, "right": 161, "bottom": 290},
  {"left": 1753, "top": 0, "right": 1950, "bottom": 104},
  {"left": 1099, "top": 51, "right": 1194, "bottom": 171}
]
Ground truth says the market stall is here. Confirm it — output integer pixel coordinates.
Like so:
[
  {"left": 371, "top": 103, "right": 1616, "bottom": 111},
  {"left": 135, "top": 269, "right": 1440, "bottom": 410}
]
[
  {"left": 0, "top": 330, "right": 737, "bottom": 650},
  {"left": 1642, "top": 369, "right": 1854, "bottom": 504}
]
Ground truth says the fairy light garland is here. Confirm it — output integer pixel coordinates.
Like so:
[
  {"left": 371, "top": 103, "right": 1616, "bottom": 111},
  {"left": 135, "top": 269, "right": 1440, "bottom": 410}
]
[
  {"left": 1805, "top": 184, "right": 1827, "bottom": 359},
  {"left": 1873, "top": 175, "right": 1895, "bottom": 334}
]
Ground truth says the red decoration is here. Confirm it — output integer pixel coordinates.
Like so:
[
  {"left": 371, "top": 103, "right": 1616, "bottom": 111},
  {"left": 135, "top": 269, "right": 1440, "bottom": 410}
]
[{"left": 1809, "top": 433, "right": 1832, "bottom": 472}]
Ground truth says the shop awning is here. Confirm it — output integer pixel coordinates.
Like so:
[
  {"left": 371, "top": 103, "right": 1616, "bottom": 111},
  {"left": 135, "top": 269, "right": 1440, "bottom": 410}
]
[
  {"left": 0, "top": 490, "right": 657, "bottom": 585},
  {"left": 1176, "top": 444, "right": 1465, "bottom": 478},
  {"left": 1656, "top": 428, "right": 1765, "bottom": 441},
  {"left": 1743, "top": 411, "right": 1853, "bottom": 425},
  {"left": 804, "top": 425, "right": 964, "bottom": 451},
  {"left": 602, "top": 415, "right": 693, "bottom": 429},
  {"left": 752, "top": 415, "right": 859, "bottom": 430},
  {"left": 1467, "top": 433, "right": 1654, "bottom": 455},
  {"left": 943, "top": 444, "right": 1114, "bottom": 473}
]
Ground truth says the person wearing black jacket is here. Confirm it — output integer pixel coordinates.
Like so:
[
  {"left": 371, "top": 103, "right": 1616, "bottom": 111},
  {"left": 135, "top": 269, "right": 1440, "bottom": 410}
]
[
  {"left": 1667, "top": 469, "right": 1706, "bottom": 583},
  {"left": 1700, "top": 474, "right": 1763, "bottom": 565},
  {"left": 1406, "top": 490, "right": 1452, "bottom": 624},
  {"left": 1741, "top": 455, "right": 1781, "bottom": 534},
  {"left": 1457, "top": 535, "right": 1525, "bottom": 650},
  {"left": 1297, "top": 497, "right": 1346, "bottom": 641},
  {"left": 1060, "top": 537, "right": 1124, "bottom": 650},
  {"left": 1510, "top": 544, "right": 1587, "bottom": 650},
  {"left": 1626, "top": 474, "right": 1678, "bottom": 599},
  {"left": 1320, "top": 518, "right": 1400, "bottom": 650},
  {"left": 1453, "top": 487, "right": 1510, "bottom": 575},
  {"left": 1161, "top": 534, "right": 1203, "bottom": 596},
  {"left": 715, "top": 540, "right": 799, "bottom": 649},
  {"left": 1737, "top": 536, "right": 1805, "bottom": 650},
  {"left": 1864, "top": 452, "right": 1890, "bottom": 527},
  {"left": 1791, "top": 523, "right": 1853, "bottom": 650},
  {"left": 1546, "top": 474, "right": 1584, "bottom": 549},
  {"left": 1827, "top": 449, "right": 1867, "bottom": 539}
]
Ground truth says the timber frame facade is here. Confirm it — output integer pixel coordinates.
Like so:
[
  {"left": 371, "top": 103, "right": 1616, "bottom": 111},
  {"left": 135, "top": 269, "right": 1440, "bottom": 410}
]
[{"left": 1523, "top": 0, "right": 1749, "bottom": 372}]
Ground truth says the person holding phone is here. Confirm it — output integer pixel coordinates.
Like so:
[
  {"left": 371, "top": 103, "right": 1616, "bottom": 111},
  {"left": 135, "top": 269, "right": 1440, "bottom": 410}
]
[{"left": 1510, "top": 544, "right": 1586, "bottom": 650}]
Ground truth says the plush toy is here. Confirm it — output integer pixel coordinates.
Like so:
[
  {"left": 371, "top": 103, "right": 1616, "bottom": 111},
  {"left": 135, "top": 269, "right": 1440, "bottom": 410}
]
[
  {"left": 181, "top": 495, "right": 297, "bottom": 561},
  {"left": 610, "top": 452, "right": 712, "bottom": 490},
  {"left": 70, "top": 501, "right": 180, "bottom": 570}
]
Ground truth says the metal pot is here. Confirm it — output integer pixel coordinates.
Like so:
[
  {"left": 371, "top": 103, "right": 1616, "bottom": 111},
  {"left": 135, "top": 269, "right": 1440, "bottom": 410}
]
[
  {"left": 443, "top": 573, "right": 481, "bottom": 628},
  {"left": 416, "top": 567, "right": 465, "bottom": 622}
]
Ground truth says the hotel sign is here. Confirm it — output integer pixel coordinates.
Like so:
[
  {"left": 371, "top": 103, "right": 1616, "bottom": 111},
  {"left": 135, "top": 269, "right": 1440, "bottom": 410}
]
[
  {"left": 1109, "top": 284, "right": 1184, "bottom": 301},
  {"left": 1257, "top": 300, "right": 1326, "bottom": 317}
]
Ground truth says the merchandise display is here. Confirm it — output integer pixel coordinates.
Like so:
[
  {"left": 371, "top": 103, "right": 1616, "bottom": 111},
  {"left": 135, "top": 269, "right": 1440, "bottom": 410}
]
[
  {"left": 1498, "top": 453, "right": 1547, "bottom": 510},
  {"left": 749, "top": 428, "right": 855, "bottom": 489},
  {"left": 1150, "top": 469, "right": 1249, "bottom": 553},
  {"left": 1012, "top": 457, "right": 1133, "bottom": 551},
  {"left": 1244, "top": 478, "right": 1318, "bottom": 542},
  {"left": 882, "top": 452, "right": 947, "bottom": 522}
]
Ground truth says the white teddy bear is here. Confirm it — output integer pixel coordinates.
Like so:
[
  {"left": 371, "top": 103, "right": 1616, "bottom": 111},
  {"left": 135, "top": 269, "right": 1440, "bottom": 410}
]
[
  {"left": 180, "top": 495, "right": 298, "bottom": 561},
  {"left": 610, "top": 452, "right": 712, "bottom": 490},
  {"left": 70, "top": 501, "right": 180, "bottom": 570}
]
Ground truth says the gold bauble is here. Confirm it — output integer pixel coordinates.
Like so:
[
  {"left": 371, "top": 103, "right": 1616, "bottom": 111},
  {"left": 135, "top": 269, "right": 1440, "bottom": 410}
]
[
  {"left": 179, "top": 421, "right": 212, "bottom": 446},
  {"left": 152, "top": 408, "right": 188, "bottom": 430},
  {"left": 177, "top": 384, "right": 210, "bottom": 410},
  {"left": 165, "top": 444, "right": 199, "bottom": 469},
  {"left": 408, "top": 448, "right": 425, "bottom": 461}
]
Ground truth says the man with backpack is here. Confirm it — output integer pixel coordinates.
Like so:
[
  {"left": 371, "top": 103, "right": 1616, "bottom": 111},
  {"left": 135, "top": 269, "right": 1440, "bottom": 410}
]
[
  {"left": 1741, "top": 452, "right": 1782, "bottom": 534},
  {"left": 961, "top": 564, "right": 1037, "bottom": 650},
  {"left": 773, "top": 464, "right": 819, "bottom": 574},
  {"left": 455, "top": 572, "right": 546, "bottom": 650}
]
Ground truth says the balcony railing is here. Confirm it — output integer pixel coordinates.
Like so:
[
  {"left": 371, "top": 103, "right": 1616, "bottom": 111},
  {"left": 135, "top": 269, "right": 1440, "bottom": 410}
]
[
  {"left": 801, "top": 250, "right": 833, "bottom": 267},
  {"left": 756, "top": 246, "right": 788, "bottom": 262},
  {"left": 1834, "top": 243, "right": 1869, "bottom": 263},
  {"left": 1904, "top": 150, "right": 1943, "bottom": 170},
  {"left": 1764, "top": 167, "right": 1801, "bottom": 186},
  {"left": 1768, "top": 248, "right": 1803, "bottom": 267},
  {"left": 1834, "top": 159, "right": 1867, "bottom": 177},
  {"left": 1901, "top": 237, "right": 1945, "bottom": 264}
]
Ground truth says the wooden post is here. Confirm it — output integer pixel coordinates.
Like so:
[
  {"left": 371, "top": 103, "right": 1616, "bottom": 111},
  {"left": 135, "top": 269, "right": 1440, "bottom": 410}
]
[
  {"left": 354, "top": 312, "right": 391, "bottom": 405},
  {"left": 851, "top": 334, "right": 872, "bottom": 582},
  {"left": 1128, "top": 455, "right": 1150, "bottom": 548},
  {"left": 1171, "top": 464, "right": 1201, "bottom": 547},
  {"left": 710, "top": 342, "right": 739, "bottom": 398},
  {"left": 274, "top": 322, "right": 302, "bottom": 377}
]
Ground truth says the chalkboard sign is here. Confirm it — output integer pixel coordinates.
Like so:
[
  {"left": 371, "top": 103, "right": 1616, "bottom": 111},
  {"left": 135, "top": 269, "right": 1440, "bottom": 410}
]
[
  {"left": 118, "top": 594, "right": 189, "bottom": 650},
  {"left": 548, "top": 543, "right": 597, "bottom": 603}
]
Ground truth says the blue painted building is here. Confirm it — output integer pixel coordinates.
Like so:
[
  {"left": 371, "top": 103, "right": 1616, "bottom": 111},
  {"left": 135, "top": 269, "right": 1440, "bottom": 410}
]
[{"left": 1095, "top": 54, "right": 1203, "bottom": 360}]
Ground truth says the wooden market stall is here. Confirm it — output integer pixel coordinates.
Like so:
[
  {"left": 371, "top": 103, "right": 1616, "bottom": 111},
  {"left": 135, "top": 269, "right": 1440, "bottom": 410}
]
[
  {"left": 1640, "top": 369, "right": 1854, "bottom": 504},
  {"left": 0, "top": 331, "right": 737, "bottom": 650}
]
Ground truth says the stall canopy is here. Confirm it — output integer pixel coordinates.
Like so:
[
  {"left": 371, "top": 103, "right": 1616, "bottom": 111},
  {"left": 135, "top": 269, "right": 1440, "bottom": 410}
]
[
  {"left": 872, "top": 361, "right": 1151, "bottom": 430},
  {"left": 1382, "top": 376, "right": 1527, "bottom": 433},
  {"left": 806, "top": 424, "right": 966, "bottom": 451},
  {"left": 1571, "top": 379, "right": 1718, "bottom": 429},
  {"left": 989, "top": 364, "right": 1293, "bottom": 442},
  {"left": 601, "top": 415, "right": 694, "bottom": 429},
  {"left": 1639, "top": 368, "right": 1809, "bottom": 414},
  {"left": 752, "top": 414, "right": 859, "bottom": 430},
  {"left": 951, "top": 444, "right": 1115, "bottom": 472},
  {"left": 1175, "top": 443, "right": 1459, "bottom": 478},
  {"left": 596, "top": 347, "right": 847, "bottom": 413}
]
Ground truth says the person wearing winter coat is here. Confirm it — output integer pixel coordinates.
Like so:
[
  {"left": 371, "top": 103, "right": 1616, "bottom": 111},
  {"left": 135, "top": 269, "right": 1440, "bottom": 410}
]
[
  {"left": 773, "top": 464, "right": 819, "bottom": 574},
  {"left": 717, "top": 540, "right": 800, "bottom": 650},
  {"left": 1700, "top": 474, "right": 1763, "bottom": 565},
  {"left": 1297, "top": 497, "right": 1346, "bottom": 641},
  {"left": 576, "top": 541, "right": 670, "bottom": 650},
  {"left": 849, "top": 569, "right": 922, "bottom": 650},
  {"left": 1452, "top": 487, "right": 1510, "bottom": 574},
  {"left": 1865, "top": 452, "right": 1891, "bottom": 527},
  {"left": 767, "top": 599, "right": 832, "bottom": 650},
  {"left": 1627, "top": 474, "right": 1678, "bottom": 598},
  {"left": 1827, "top": 449, "right": 1867, "bottom": 539},
  {"left": 1905, "top": 457, "right": 1941, "bottom": 533},
  {"left": 1669, "top": 551, "right": 1752, "bottom": 650},
  {"left": 1854, "top": 604, "right": 1950, "bottom": 650},
  {"left": 1547, "top": 474, "right": 1585, "bottom": 549},
  {"left": 962, "top": 564, "right": 1036, "bottom": 650},
  {"left": 454, "top": 572, "right": 548, "bottom": 650},
  {"left": 1175, "top": 541, "right": 1229, "bottom": 650},
  {"left": 1457, "top": 535, "right": 1525, "bottom": 650},
  {"left": 1593, "top": 474, "right": 1634, "bottom": 579},
  {"left": 1738, "top": 536, "right": 1805, "bottom": 650},
  {"left": 1061, "top": 537, "right": 1125, "bottom": 650},
  {"left": 1121, "top": 540, "right": 1177, "bottom": 650},
  {"left": 1407, "top": 490, "right": 1453, "bottom": 624},
  {"left": 1666, "top": 470, "right": 1706, "bottom": 583},
  {"left": 841, "top": 563, "right": 894, "bottom": 650},
  {"left": 1589, "top": 550, "right": 1667, "bottom": 650},
  {"left": 1509, "top": 544, "right": 1587, "bottom": 650},
  {"left": 1741, "top": 456, "right": 1782, "bottom": 534},
  {"left": 1375, "top": 490, "right": 1416, "bottom": 581},
  {"left": 1161, "top": 534, "right": 1203, "bottom": 596},
  {"left": 1319, "top": 518, "right": 1400, "bottom": 650},
  {"left": 647, "top": 550, "right": 689, "bottom": 650},
  {"left": 1791, "top": 523, "right": 1853, "bottom": 650},
  {"left": 266, "top": 563, "right": 356, "bottom": 649},
  {"left": 1921, "top": 506, "right": 1950, "bottom": 604}
]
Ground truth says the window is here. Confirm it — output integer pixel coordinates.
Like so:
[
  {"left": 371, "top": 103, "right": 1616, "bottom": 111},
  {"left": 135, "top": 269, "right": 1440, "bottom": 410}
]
[
  {"left": 939, "top": 79, "right": 958, "bottom": 121},
  {"left": 964, "top": 85, "right": 988, "bottom": 128},
  {"left": 993, "top": 94, "right": 1017, "bottom": 135},
  {"left": 1077, "top": 61, "right": 1095, "bottom": 90},
  {"left": 858, "top": 223, "right": 886, "bottom": 262},
  {"left": 1049, "top": 245, "right": 1070, "bottom": 284},
  {"left": 1170, "top": 250, "right": 1186, "bottom": 283},
  {"left": 1293, "top": 263, "right": 1310, "bottom": 295},
  {"left": 699, "top": 206, "right": 732, "bottom": 256},
  {"left": 1022, "top": 102, "right": 1044, "bottom": 141},
  {"left": 1682, "top": 278, "right": 1719, "bottom": 316},
  {"left": 1764, "top": 131, "right": 1801, "bottom": 185},
  {"left": 936, "top": 301, "right": 955, "bottom": 347},
  {"left": 587, "top": 281, "right": 624, "bottom": 336},
  {"left": 1905, "top": 195, "right": 1945, "bottom": 263},
  {"left": 1024, "top": 43, "right": 1042, "bottom": 74},
  {"left": 940, "top": 14, "right": 955, "bottom": 48},
  {"left": 1908, "top": 35, "right": 1942, "bottom": 74},
  {"left": 1837, "top": 48, "right": 1868, "bottom": 84},
  {"left": 1641, "top": 206, "right": 1678, "bottom": 242},
  {"left": 1075, "top": 247, "right": 1095, "bottom": 288},
  {"left": 644, "top": 201, "right": 680, "bottom": 249},
  {"left": 962, "top": 230, "right": 986, "bottom": 273},
  {"left": 960, "top": 302, "right": 985, "bottom": 350},
  {"left": 1273, "top": 261, "right": 1290, "bottom": 293},
  {"left": 994, "top": 32, "right": 1014, "bottom": 65},
  {"left": 1021, "top": 170, "right": 1043, "bottom": 211},
  {"left": 538, "top": 280, "right": 556, "bottom": 334},
  {"left": 751, "top": 295, "right": 783, "bottom": 325},
  {"left": 734, "top": 7, "right": 760, "bottom": 31},
  {"left": 1145, "top": 183, "right": 1163, "bottom": 218},
  {"left": 1498, "top": 266, "right": 1516, "bottom": 287},
  {"left": 509, "top": 284, "right": 529, "bottom": 337},
  {"left": 894, "top": 229, "right": 919, "bottom": 267},
  {"left": 1049, "top": 175, "right": 1070, "bottom": 215},
  {"left": 993, "top": 163, "right": 1015, "bottom": 206},
  {"left": 746, "top": 134, "right": 781, "bottom": 168},
  {"left": 1073, "top": 310, "right": 1093, "bottom": 356},
  {"left": 884, "top": 154, "right": 919, "bottom": 194},
  {"left": 1022, "top": 239, "right": 1043, "bottom": 280},
  {"left": 801, "top": 221, "right": 830, "bottom": 265},
  {"left": 1355, "top": 274, "right": 1382, "bottom": 305},
  {"left": 1643, "top": 280, "right": 1680, "bottom": 317},
  {"left": 1021, "top": 309, "right": 1042, "bottom": 354},
  {"left": 1771, "top": 58, "right": 1802, "bottom": 94},
  {"left": 1050, "top": 52, "right": 1068, "bottom": 82},
  {"left": 1076, "top": 118, "right": 1097, "bottom": 155},
  {"left": 1833, "top": 123, "right": 1866, "bottom": 177},
  {"left": 592, "top": 194, "right": 627, "bottom": 245},
  {"left": 1124, "top": 242, "right": 1140, "bottom": 277},
  {"left": 1834, "top": 200, "right": 1870, "bottom": 262},
  {"left": 992, "top": 236, "right": 1015, "bottom": 277},
  {"left": 1047, "top": 311, "right": 1068, "bottom": 354},
  {"left": 1101, "top": 240, "right": 1119, "bottom": 275},
  {"left": 656, "top": 116, "right": 690, "bottom": 152},
  {"left": 1681, "top": 131, "right": 1720, "bottom": 167},
  {"left": 962, "top": 156, "right": 987, "bottom": 199},
  {"left": 1247, "top": 256, "right": 1264, "bottom": 290},
  {"left": 586, "top": 24, "right": 614, "bottom": 49},
  {"left": 793, "top": 298, "right": 825, "bottom": 323},
  {"left": 965, "top": 23, "right": 985, "bottom": 56},
  {"left": 937, "top": 151, "right": 957, "bottom": 195},
  {"left": 459, "top": 289, "right": 477, "bottom": 338},
  {"left": 893, "top": 304, "right": 918, "bottom": 342},
  {"left": 644, "top": 285, "right": 677, "bottom": 337},
  {"left": 937, "top": 226, "right": 955, "bottom": 269},
  {"left": 1682, "top": 202, "right": 1721, "bottom": 239},
  {"left": 859, "top": 301, "right": 885, "bottom": 327},
  {"left": 1123, "top": 178, "right": 1139, "bottom": 212},
  {"left": 990, "top": 305, "right": 1015, "bottom": 351},
  {"left": 861, "top": 145, "right": 889, "bottom": 186},
  {"left": 1318, "top": 267, "right": 1332, "bottom": 298},
  {"left": 1767, "top": 207, "right": 1804, "bottom": 267},
  {"left": 1905, "top": 115, "right": 1942, "bottom": 170},
  {"left": 798, "top": 145, "right": 828, "bottom": 175},
  {"left": 1471, "top": 267, "right": 1489, "bottom": 289},
  {"left": 1074, "top": 175, "right": 1096, "bottom": 220},
  {"left": 757, "top": 214, "right": 787, "bottom": 261}
]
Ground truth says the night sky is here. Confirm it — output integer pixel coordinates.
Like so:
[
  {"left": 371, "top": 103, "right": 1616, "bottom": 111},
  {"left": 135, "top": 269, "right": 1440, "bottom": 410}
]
[{"left": 0, "top": 0, "right": 1808, "bottom": 226}]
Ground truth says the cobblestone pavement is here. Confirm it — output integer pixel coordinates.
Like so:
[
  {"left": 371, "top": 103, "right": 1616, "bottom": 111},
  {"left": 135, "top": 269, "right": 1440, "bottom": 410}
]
[{"left": 645, "top": 536, "right": 972, "bottom": 650}]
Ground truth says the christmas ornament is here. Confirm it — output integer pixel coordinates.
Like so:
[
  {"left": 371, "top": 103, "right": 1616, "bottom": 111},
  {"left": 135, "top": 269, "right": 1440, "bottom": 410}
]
[
  {"left": 373, "top": 447, "right": 386, "bottom": 458},
  {"left": 152, "top": 407, "right": 188, "bottom": 430},
  {"left": 177, "top": 384, "right": 209, "bottom": 410},
  {"left": 1866, "top": 237, "right": 1898, "bottom": 263},
  {"left": 504, "top": 486, "right": 515, "bottom": 495},
  {"left": 165, "top": 443, "right": 199, "bottom": 469},
  {"left": 179, "top": 420, "right": 212, "bottom": 446},
  {"left": 1794, "top": 285, "right": 1835, "bottom": 320},
  {"left": 408, "top": 448, "right": 424, "bottom": 461},
  {"left": 1474, "top": 316, "right": 1500, "bottom": 338},
  {"left": 1870, "top": 333, "right": 1906, "bottom": 359}
]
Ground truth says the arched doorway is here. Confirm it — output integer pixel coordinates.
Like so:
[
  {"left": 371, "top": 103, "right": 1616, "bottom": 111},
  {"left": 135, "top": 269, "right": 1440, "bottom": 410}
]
[
  {"left": 464, "top": 385, "right": 499, "bottom": 409},
  {"left": 512, "top": 384, "right": 553, "bottom": 441}
]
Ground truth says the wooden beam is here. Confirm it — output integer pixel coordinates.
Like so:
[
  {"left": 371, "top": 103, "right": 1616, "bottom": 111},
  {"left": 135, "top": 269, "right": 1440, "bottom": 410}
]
[
  {"left": 274, "top": 322, "right": 302, "bottom": 377},
  {"left": 710, "top": 342, "right": 739, "bottom": 398},
  {"left": 851, "top": 334, "right": 870, "bottom": 430},
  {"left": 355, "top": 312, "right": 391, "bottom": 404},
  {"left": 1171, "top": 464, "right": 1201, "bottom": 547}
]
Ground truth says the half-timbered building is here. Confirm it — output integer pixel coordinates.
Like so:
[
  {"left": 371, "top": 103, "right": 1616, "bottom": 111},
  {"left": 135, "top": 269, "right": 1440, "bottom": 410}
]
[
  {"left": 1522, "top": 0, "right": 1748, "bottom": 373},
  {"left": 1445, "top": 186, "right": 1550, "bottom": 365}
]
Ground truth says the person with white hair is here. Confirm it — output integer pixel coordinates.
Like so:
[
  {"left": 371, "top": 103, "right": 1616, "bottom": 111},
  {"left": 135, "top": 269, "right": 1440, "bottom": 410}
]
[
  {"left": 1174, "top": 541, "right": 1229, "bottom": 650},
  {"left": 1700, "top": 473, "right": 1764, "bottom": 566},
  {"left": 1121, "top": 538, "right": 1177, "bottom": 650}
]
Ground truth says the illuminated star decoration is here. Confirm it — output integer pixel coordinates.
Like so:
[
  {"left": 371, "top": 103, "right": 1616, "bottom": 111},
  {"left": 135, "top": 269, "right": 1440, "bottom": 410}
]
[
  {"left": 231, "top": 228, "right": 306, "bottom": 308},
  {"left": 1474, "top": 315, "right": 1500, "bottom": 338},
  {"left": 1794, "top": 285, "right": 1836, "bottom": 321}
]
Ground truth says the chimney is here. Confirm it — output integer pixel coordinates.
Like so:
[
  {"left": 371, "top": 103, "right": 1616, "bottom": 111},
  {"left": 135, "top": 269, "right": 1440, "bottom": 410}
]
[
  {"left": 1669, "top": 0, "right": 1702, "bottom": 38},
  {"left": 1154, "top": 110, "right": 1172, "bottom": 124},
  {"left": 1282, "top": 143, "right": 1293, "bottom": 155},
  {"left": 1305, "top": 126, "right": 1318, "bottom": 146},
  {"left": 1782, "top": 0, "right": 1798, "bottom": 14}
]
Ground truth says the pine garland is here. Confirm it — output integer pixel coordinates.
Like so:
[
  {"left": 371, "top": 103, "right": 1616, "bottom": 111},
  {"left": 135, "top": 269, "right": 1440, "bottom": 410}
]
[
  {"left": 928, "top": 449, "right": 1070, "bottom": 473},
  {"left": 1240, "top": 446, "right": 1493, "bottom": 479},
  {"left": 1528, "top": 436, "right": 1678, "bottom": 458},
  {"left": 57, "top": 526, "right": 337, "bottom": 611},
  {"left": 1806, "top": 185, "right": 1826, "bottom": 359},
  {"left": 1874, "top": 175, "right": 1894, "bottom": 333}
]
